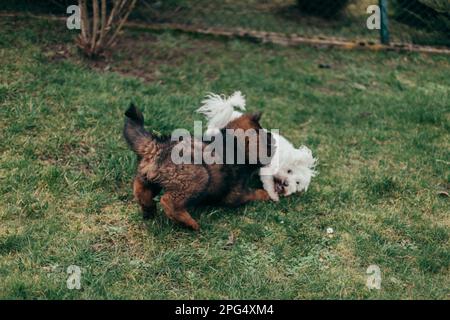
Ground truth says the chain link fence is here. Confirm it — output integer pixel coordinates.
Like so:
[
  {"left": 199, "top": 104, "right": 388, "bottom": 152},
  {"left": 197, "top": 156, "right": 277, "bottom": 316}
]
[
  {"left": 2, "top": 0, "right": 449, "bottom": 47},
  {"left": 390, "top": 0, "right": 449, "bottom": 46}
]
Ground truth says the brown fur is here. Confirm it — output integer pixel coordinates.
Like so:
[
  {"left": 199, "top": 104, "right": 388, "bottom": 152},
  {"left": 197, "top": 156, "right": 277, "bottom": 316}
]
[{"left": 124, "top": 104, "right": 272, "bottom": 230}]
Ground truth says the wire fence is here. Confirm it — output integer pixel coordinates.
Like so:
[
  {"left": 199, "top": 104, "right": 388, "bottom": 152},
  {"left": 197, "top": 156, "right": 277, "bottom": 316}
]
[
  {"left": 132, "top": 0, "right": 450, "bottom": 47},
  {"left": 2, "top": 0, "right": 449, "bottom": 47},
  {"left": 389, "top": 0, "right": 450, "bottom": 46}
]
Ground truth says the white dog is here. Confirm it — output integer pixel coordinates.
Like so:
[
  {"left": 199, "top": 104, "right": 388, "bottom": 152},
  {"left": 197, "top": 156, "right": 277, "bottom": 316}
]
[{"left": 197, "top": 91, "right": 317, "bottom": 201}]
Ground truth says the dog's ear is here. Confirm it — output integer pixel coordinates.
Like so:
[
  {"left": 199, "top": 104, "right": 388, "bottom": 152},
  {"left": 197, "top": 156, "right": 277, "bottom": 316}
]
[
  {"left": 250, "top": 111, "right": 262, "bottom": 122},
  {"left": 294, "top": 146, "right": 316, "bottom": 168}
]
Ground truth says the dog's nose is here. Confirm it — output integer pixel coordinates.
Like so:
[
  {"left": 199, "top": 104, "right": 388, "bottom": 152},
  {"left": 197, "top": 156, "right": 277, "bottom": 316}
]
[{"left": 283, "top": 181, "right": 289, "bottom": 187}]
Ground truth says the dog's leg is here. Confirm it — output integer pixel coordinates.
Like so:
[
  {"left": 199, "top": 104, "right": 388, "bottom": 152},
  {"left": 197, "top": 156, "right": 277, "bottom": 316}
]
[
  {"left": 222, "top": 187, "right": 271, "bottom": 207},
  {"left": 244, "top": 189, "right": 271, "bottom": 202},
  {"left": 133, "top": 176, "right": 161, "bottom": 219},
  {"left": 160, "top": 193, "right": 200, "bottom": 231},
  {"left": 260, "top": 174, "right": 279, "bottom": 201}
]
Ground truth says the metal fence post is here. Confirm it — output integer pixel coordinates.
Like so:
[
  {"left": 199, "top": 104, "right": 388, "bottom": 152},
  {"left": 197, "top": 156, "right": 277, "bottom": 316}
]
[{"left": 379, "top": 0, "right": 390, "bottom": 44}]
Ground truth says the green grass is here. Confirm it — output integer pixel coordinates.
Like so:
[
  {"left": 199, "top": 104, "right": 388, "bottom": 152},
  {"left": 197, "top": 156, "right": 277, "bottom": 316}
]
[{"left": 0, "top": 16, "right": 449, "bottom": 299}]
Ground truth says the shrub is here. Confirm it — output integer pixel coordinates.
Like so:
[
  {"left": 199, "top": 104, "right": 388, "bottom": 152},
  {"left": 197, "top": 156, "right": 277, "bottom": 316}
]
[
  {"left": 296, "top": 0, "right": 351, "bottom": 18},
  {"left": 77, "top": 0, "right": 137, "bottom": 57}
]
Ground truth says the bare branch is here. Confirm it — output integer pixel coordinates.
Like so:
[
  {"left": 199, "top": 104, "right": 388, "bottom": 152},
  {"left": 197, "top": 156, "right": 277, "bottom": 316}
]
[
  {"left": 106, "top": 0, "right": 137, "bottom": 48},
  {"left": 90, "top": 0, "right": 99, "bottom": 53},
  {"left": 78, "top": 0, "right": 89, "bottom": 44},
  {"left": 97, "top": 0, "right": 107, "bottom": 48},
  {"left": 76, "top": 0, "right": 137, "bottom": 57}
]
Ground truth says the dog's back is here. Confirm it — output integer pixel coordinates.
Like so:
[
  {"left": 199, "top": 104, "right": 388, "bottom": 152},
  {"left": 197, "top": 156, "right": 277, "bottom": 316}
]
[{"left": 124, "top": 104, "right": 273, "bottom": 230}]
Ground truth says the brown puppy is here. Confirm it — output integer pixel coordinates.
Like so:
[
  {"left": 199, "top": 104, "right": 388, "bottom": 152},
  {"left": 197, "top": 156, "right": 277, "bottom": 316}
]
[{"left": 124, "top": 104, "right": 273, "bottom": 231}]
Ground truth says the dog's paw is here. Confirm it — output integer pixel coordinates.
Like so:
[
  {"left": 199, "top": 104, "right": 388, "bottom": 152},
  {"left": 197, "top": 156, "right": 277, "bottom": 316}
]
[
  {"left": 187, "top": 219, "right": 200, "bottom": 231},
  {"left": 254, "top": 189, "right": 271, "bottom": 201},
  {"left": 267, "top": 191, "right": 279, "bottom": 202},
  {"left": 142, "top": 205, "right": 156, "bottom": 219}
]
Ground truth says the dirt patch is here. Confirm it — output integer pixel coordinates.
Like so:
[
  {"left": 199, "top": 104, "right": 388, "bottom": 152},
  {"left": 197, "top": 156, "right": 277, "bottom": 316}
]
[
  {"left": 44, "top": 31, "right": 225, "bottom": 83},
  {"left": 275, "top": 4, "right": 348, "bottom": 28},
  {"left": 45, "top": 33, "right": 163, "bottom": 82},
  {"left": 86, "top": 33, "right": 171, "bottom": 82}
]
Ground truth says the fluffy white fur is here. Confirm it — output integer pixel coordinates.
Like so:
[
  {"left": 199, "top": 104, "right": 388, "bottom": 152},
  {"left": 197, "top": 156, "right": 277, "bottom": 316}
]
[
  {"left": 198, "top": 92, "right": 246, "bottom": 132},
  {"left": 197, "top": 91, "right": 317, "bottom": 201}
]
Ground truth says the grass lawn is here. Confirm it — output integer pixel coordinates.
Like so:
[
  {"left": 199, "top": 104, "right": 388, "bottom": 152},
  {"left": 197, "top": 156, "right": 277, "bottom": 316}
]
[{"left": 0, "top": 16, "right": 449, "bottom": 299}]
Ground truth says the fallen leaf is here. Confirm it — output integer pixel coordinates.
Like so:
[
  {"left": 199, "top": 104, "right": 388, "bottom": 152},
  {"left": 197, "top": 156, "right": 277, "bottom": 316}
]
[{"left": 352, "top": 83, "right": 367, "bottom": 91}]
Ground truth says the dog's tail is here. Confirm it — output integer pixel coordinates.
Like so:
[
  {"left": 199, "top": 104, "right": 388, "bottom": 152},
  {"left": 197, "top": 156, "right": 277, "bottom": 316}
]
[
  {"left": 123, "top": 103, "right": 154, "bottom": 156},
  {"left": 197, "top": 91, "right": 246, "bottom": 129}
]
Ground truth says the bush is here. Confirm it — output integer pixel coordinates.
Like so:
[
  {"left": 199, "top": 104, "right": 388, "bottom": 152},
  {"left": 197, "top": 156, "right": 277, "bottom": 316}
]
[
  {"left": 296, "top": 0, "right": 351, "bottom": 18},
  {"left": 77, "top": 0, "right": 137, "bottom": 57},
  {"left": 393, "top": 0, "right": 450, "bottom": 34}
]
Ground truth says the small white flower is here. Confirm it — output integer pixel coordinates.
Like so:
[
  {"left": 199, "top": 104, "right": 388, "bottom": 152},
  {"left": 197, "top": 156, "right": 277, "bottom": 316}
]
[{"left": 326, "top": 227, "right": 334, "bottom": 234}]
